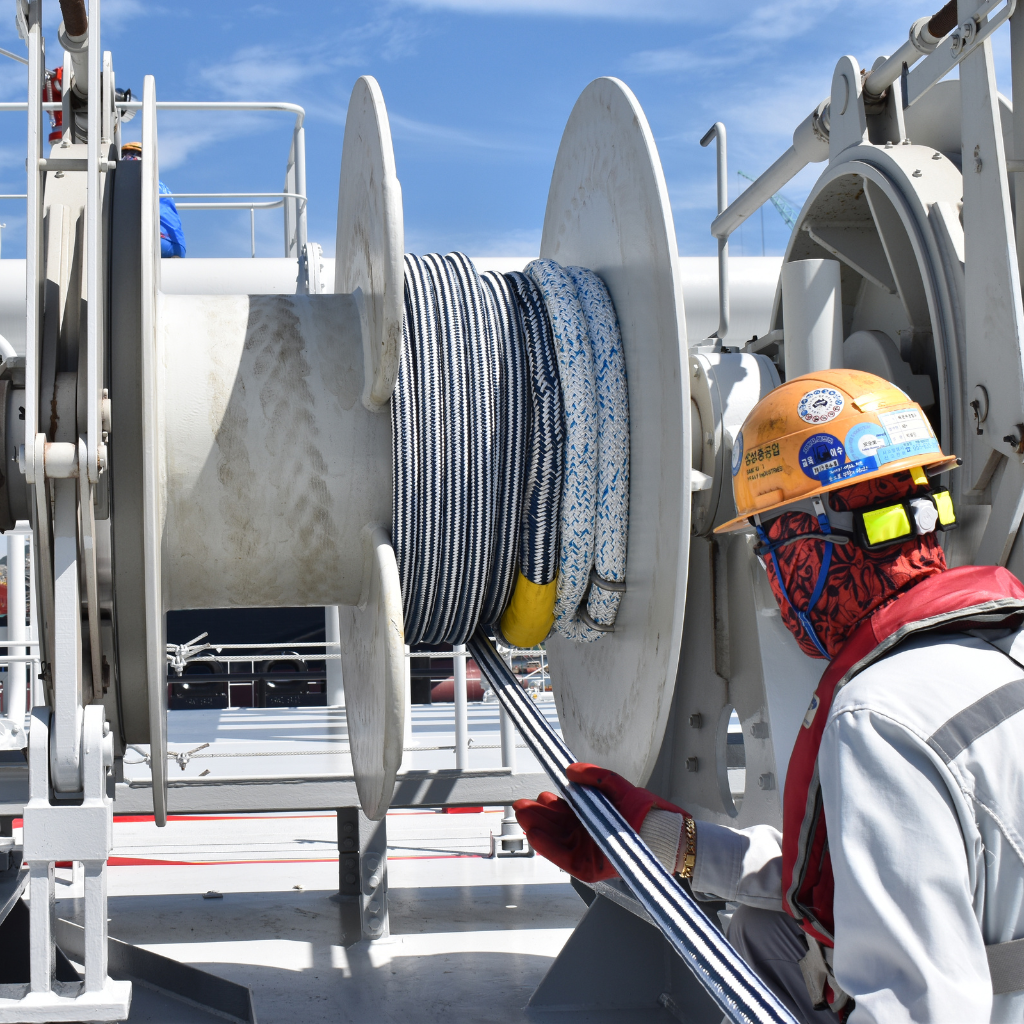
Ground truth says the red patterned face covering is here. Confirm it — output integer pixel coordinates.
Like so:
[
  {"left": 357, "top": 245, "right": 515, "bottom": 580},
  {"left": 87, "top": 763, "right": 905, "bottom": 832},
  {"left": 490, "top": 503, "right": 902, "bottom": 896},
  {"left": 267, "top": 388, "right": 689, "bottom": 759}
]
[{"left": 761, "top": 471, "right": 948, "bottom": 660}]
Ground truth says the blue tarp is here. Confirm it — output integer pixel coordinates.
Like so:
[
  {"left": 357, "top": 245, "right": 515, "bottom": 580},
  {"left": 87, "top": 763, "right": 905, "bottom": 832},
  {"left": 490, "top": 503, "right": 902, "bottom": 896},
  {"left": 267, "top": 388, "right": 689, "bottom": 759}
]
[{"left": 159, "top": 181, "right": 186, "bottom": 258}]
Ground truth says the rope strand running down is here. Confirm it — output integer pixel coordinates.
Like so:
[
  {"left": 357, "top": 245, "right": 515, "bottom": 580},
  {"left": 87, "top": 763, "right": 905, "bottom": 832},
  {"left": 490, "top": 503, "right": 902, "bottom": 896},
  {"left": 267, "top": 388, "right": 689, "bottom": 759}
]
[{"left": 469, "top": 629, "right": 799, "bottom": 1024}]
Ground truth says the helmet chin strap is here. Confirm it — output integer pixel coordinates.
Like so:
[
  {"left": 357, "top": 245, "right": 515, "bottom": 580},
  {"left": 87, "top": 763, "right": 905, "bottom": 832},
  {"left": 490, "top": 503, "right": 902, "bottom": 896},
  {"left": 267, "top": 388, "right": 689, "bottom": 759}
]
[{"left": 754, "top": 497, "right": 833, "bottom": 660}]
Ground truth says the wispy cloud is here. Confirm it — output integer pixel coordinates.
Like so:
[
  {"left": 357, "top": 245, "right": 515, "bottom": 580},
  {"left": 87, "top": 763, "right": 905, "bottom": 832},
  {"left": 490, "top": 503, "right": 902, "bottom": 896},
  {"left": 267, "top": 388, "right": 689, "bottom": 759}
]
[
  {"left": 395, "top": 0, "right": 686, "bottom": 19},
  {"left": 389, "top": 112, "right": 534, "bottom": 153}
]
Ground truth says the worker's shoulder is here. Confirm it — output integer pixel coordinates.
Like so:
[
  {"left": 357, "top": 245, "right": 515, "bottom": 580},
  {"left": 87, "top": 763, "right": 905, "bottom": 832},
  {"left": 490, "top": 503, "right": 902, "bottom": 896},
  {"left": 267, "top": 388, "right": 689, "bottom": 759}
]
[{"left": 829, "top": 628, "right": 1024, "bottom": 739}]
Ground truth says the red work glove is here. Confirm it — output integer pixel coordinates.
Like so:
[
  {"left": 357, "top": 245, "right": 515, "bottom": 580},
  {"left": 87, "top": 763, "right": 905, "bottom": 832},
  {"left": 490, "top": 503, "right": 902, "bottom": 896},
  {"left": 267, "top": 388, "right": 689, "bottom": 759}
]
[{"left": 513, "top": 762, "right": 691, "bottom": 882}]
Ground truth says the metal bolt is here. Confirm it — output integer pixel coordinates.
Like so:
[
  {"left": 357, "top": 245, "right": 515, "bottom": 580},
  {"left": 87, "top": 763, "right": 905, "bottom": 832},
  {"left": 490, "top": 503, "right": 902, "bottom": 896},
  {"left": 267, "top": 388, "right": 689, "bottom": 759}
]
[
  {"left": 341, "top": 837, "right": 355, "bottom": 851},
  {"left": 912, "top": 169, "right": 922, "bottom": 177},
  {"left": 344, "top": 873, "right": 356, "bottom": 885},
  {"left": 688, "top": 713, "right": 702, "bottom": 729},
  {"left": 342, "top": 821, "right": 355, "bottom": 834},
  {"left": 686, "top": 757, "right": 699, "bottom": 773},
  {"left": 758, "top": 772, "right": 776, "bottom": 791},
  {"left": 932, "top": 151, "right": 942, "bottom": 160}
]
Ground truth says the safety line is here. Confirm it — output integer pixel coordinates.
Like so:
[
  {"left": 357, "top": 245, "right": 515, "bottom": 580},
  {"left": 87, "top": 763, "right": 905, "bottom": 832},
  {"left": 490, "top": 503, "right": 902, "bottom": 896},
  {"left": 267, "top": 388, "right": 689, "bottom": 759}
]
[{"left": 469, "top": 629, "right": 799, "bottom": 1024}]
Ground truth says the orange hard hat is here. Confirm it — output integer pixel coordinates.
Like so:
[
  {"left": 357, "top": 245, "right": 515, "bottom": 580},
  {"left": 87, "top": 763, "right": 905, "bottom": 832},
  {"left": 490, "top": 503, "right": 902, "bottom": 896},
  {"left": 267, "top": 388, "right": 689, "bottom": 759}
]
[{"left": 715, "top": 368, "right": 959, "bottom": 533}]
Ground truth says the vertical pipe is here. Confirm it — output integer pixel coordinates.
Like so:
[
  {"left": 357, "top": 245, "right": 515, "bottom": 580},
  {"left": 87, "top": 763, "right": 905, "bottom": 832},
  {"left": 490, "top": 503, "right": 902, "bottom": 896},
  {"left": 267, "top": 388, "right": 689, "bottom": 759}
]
[
  {"left": 294, "top": 124, "right": 308, "bottom": 256},
  {"left": 8, "top": 531, "right": 26, "bottom": 729},
  {"left": 499, "top": 705, "right": 516, "bottom": 773},
  {"left": 83, "top": 862, "right": 107, "bottom": 991},
  {"left": 403, "top": 645, "right": 413, "bottom": 749},
  {"left": 28, "top": 536, "right": 41, "bottom": 709},
  {"left": 24, "top": 1, "right": 42, "bottom": 471},
  {"left": 324, "top": 606, "right": 344, "bottom": 706},
  {"left": 781, "top": 258, "right": 844, "bottom": 378},
  {"left": 85, "top": 0, "right": 101, "bottom": 483},
  {"left": 701, "top": 122, "right": 730, "bottom": 341},
  {"left": 29, "top": 862, "right": 54, "bottom": 992},
  {"left": 250, "top": 206, "right": 256, "bottom": 258},
  {"left": 453, "top": 643, "right": 468, "bottom": 769},
  {"left": 1012, "top": 3, "right": 1024, "bottom": 285}
]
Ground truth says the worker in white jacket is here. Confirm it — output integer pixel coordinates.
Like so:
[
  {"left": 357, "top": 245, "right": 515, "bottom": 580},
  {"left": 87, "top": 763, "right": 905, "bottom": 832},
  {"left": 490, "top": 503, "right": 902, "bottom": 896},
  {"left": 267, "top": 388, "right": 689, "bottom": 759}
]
[{"left": 516, "top": 369, "right": 1024, "bottom": 1023}]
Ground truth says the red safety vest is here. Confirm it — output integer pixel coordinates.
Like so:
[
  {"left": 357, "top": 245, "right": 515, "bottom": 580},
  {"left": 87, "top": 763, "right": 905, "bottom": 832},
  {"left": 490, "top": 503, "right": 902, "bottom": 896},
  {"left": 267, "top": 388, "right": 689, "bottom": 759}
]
[{"left": 782, "top": 564, "right": 1024, "bottom": 949}]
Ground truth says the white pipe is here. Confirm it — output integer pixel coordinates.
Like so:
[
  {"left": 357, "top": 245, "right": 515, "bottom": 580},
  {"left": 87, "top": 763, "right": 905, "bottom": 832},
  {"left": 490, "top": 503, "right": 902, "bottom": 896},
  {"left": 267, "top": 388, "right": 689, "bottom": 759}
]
[
  {"left": 701, "top": 123, "right": 729, "bottom": 340},
  {"left": 499, "top": 704, "right": 515, "bottom": 772},
  {"left": 0, "top": 333, "right": 16, "bottom": 362},
  {"left": 28, "top": 535, "right": 42, "bottom": 709},
  {"left": 453, "top": 644, "right": 468, "bottom": 769},
  {"left": 712, "top": 105, "right": 829, "bottom": 240},
  {"left": 294, "top": 125, "right": 308, "bottom": 255},
  {"left": 324, "top": 606, "right": 344, "bottom": 706},
  {"left": 864, "top": 10, "right": 953, "bottom": 98},
  {"left": 57, "top": 21, "right": 88, "bottom": 100},
  {"left": 7, "top": 531, "right": 26, "bottom": 729},
  {"left": 781, "top": 259, "right": 844, "bottom": 378},
  {"left": 404, "top": 644, "right": 414, "bottom": 749}
]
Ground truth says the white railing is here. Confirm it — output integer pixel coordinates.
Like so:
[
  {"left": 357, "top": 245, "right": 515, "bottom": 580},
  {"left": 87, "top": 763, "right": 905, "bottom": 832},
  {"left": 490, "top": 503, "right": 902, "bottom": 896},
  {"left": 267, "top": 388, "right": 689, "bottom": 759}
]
[{"left": 0, "top": 99, "right": 309, "bottom": 258}]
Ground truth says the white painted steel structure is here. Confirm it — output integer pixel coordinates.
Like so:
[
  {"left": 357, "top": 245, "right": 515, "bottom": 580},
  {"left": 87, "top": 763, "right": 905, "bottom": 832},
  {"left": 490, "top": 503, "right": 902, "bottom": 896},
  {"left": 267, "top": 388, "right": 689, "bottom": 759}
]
[{"left": 4, "top": 0, "right": 1024, "bottom": 1017}]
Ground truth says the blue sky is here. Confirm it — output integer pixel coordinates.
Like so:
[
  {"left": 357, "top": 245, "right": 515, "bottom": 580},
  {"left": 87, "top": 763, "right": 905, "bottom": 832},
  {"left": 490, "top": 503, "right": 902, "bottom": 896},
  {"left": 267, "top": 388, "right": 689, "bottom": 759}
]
[{"left": 0, "top": 0, "right": 1012, "bottom": 261}]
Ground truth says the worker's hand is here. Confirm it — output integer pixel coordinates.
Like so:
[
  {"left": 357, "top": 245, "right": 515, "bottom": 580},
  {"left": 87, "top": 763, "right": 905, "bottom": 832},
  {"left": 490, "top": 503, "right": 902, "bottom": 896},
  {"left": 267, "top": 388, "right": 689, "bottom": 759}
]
[{"left": 513, "top": 762, "right": 690, "bottom": 882}]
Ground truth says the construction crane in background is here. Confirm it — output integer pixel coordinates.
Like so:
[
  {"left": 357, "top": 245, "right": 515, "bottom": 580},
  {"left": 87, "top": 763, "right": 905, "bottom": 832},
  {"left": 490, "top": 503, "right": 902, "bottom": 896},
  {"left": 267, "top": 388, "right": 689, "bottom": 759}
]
[{"left": 738, "top": 169, "right": 799, "bottom": 229}]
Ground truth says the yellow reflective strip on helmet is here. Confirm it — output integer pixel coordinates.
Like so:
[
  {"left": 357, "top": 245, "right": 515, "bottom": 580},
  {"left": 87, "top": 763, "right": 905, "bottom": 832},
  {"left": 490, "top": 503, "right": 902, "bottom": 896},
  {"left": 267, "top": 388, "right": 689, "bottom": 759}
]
[
  {"left": 910, "top": 466, "right": 929, "bottom": 487},
  {"left": 934, "top": 490, "right": 956, "bottom": 526},
  {"left": 500, "top": 573, "right": 557, "bottom": 648},
  {"left": 862, "top": 504, "right": 912, "bottom": 545}
]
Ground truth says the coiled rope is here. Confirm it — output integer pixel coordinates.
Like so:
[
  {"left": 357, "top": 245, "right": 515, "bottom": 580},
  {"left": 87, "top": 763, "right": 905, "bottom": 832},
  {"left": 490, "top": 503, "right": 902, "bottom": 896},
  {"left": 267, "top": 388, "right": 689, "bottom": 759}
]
[
  {"left": 395, "top": 253, "right": 628, "bottom": 645},
  {"left": 394, "top": 252, "right": 794, "bottom": 1024}
]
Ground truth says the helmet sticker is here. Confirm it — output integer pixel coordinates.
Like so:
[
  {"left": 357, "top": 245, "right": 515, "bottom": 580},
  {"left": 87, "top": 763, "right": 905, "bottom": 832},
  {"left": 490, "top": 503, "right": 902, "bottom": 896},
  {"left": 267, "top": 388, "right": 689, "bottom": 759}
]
[
  {"left": 845, "top": 422, "right": 887, "bottom": 460},
  {"left": 731, "top": 429, "right": 744, "bottom": 477},
  {"left": 799, "top": 434, "right": 846, "bottom": 480},
  {"left": 797, "top": 388, "right": 844, "bottom": 425},
  {"left": 875, "top": 408, "right": 940, "bottom": 465}
]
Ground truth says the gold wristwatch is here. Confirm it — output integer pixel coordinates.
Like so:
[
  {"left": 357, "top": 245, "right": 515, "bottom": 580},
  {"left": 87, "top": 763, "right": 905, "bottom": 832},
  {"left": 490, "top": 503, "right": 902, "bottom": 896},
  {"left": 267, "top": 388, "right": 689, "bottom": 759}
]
[{"left": 677, "top": 815, "right": 697, "bottom": 880}]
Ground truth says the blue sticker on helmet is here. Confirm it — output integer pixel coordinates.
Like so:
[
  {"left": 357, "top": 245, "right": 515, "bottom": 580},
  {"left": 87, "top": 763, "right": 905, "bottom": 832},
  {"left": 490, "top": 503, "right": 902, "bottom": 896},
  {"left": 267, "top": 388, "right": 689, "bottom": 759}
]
[
  {"left": 732, "top": 430, "right": 743, "bottom": 477},
  {"left": 799, "top": 433, "right": 880, "bottom": 485},
  {"left": 845, "top": 422, "right": 888, "bottom": 461}
]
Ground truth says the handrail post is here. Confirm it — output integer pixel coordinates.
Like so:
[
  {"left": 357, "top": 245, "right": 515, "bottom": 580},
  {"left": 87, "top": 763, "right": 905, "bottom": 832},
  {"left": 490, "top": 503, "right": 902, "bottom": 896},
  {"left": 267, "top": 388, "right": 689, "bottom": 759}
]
[
  {"left": 453, "top": 644, "right": 468, "bottom": 769},
  {"left": 294, "top": 122, "right": 307, "bottom": 255},
  {"left": 700, "top": 122, "right": 729, "bottom": 343}
]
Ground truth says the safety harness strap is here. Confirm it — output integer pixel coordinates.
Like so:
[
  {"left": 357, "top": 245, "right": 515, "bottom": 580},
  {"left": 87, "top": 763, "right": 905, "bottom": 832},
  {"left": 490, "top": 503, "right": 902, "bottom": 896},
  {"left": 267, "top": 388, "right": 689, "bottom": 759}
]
[
  {"left": 988, "top": 937, "right": 1024, "bottom": 995},
  {"left": 756, "top": 499, "right": 834, "bottom": 660}
]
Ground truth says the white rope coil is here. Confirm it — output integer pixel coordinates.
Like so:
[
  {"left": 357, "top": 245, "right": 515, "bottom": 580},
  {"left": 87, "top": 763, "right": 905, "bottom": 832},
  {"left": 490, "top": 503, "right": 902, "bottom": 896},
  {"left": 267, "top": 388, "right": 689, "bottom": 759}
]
[
  {"left": 565, "top": 266, "right": 630, "bottom": 631},
  {"left": 525, "top": 259, "right": 601, "bottom": 642}
]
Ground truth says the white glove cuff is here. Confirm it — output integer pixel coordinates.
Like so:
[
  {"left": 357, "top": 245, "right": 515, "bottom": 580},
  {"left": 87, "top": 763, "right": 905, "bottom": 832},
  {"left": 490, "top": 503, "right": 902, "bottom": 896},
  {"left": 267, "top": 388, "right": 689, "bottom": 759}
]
[{"left": 638, "top": 808, "right": 685, "bottom": 873}]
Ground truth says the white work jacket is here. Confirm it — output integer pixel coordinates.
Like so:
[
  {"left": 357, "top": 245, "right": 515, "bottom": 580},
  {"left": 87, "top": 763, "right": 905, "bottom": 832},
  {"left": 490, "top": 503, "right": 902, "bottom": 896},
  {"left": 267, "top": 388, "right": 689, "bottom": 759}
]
[{"left": 692, "top": 629, "right": 1024, "bottom": 1023}]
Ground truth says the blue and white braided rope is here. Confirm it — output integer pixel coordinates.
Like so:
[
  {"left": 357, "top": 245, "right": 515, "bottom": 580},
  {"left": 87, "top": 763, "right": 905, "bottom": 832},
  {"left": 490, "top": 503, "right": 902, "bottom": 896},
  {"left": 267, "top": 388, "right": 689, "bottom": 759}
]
[
  {"left": 479, "top": 270, "right": 530, "bottom": 624},
  {"left": 525, "top": 259, "right": 602, "bottom": 642},
  {"left": 397, "top": 253, "right": 530, "bottom": 645},
  {"left": 505, "top": 270, "right": 564, "bottom": 588},
  {"left": 469, "top": 630, "right": 800, "bottom": 1024},
  {"left": 565, "top": 266, "right": 629, "bottom": 630},
  {"left": 525, "top": 259, "right": 630, "bottom": 641}
]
